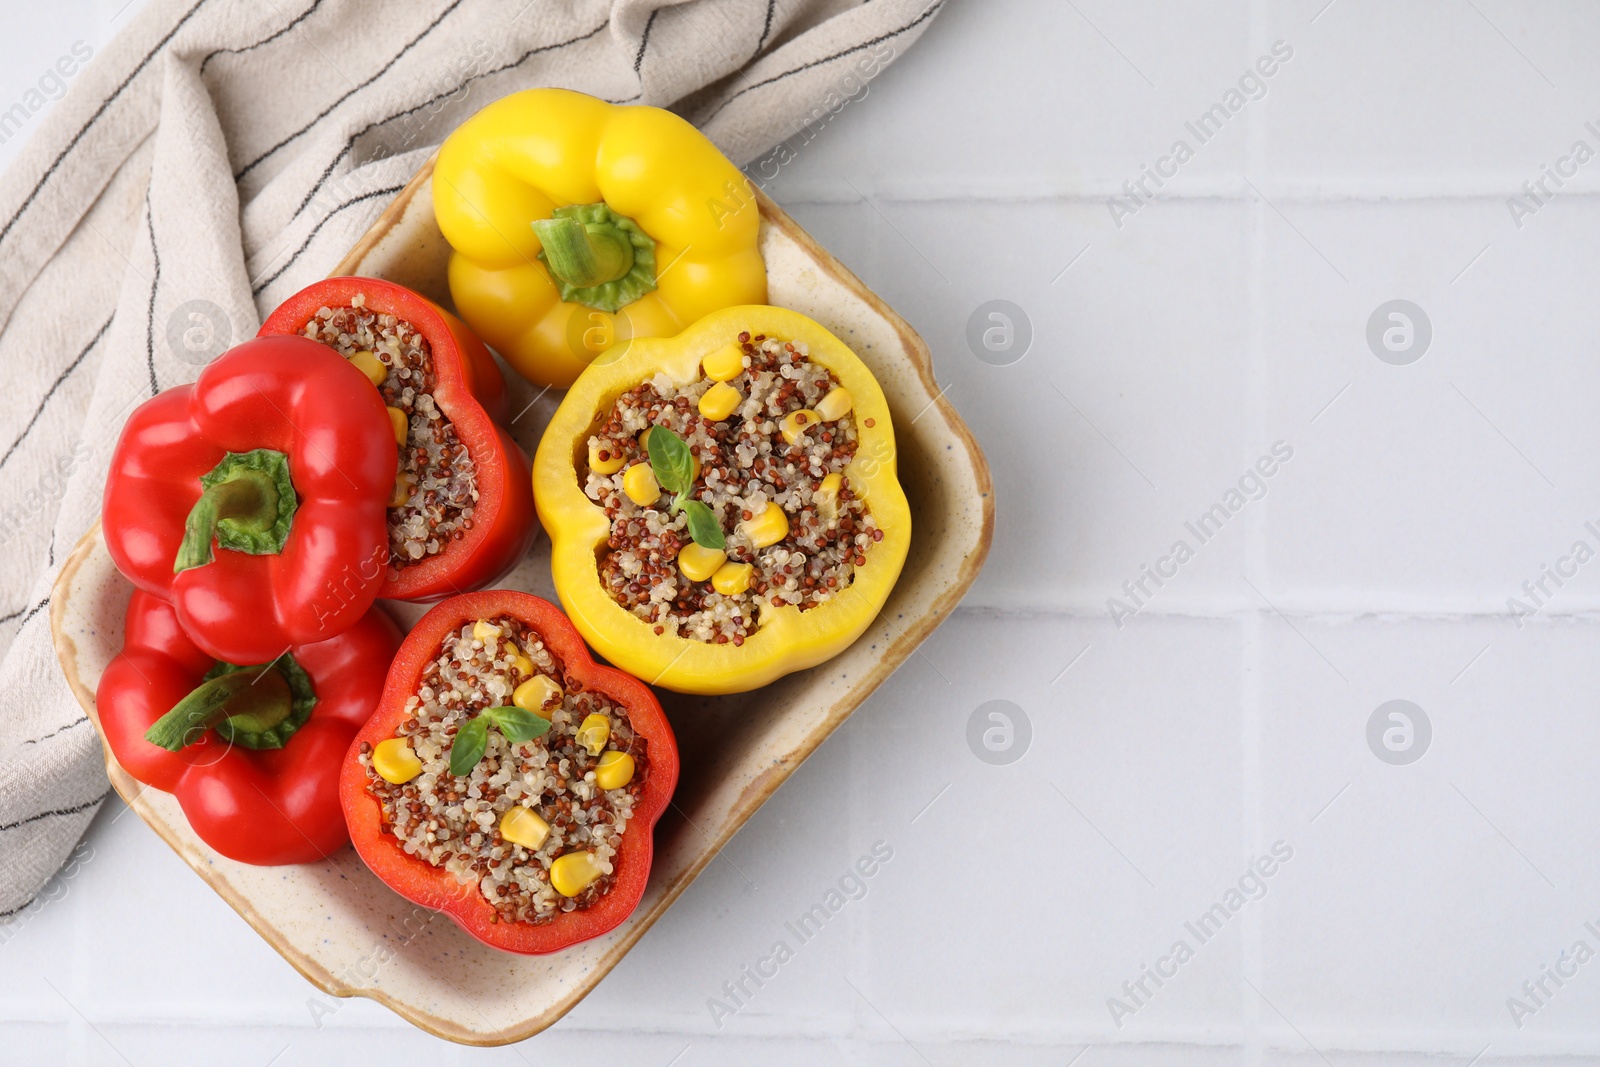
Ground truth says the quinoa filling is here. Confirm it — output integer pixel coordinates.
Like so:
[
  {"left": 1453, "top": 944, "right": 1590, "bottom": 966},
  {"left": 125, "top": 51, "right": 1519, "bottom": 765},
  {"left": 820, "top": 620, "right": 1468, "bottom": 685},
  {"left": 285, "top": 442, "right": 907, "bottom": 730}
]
[
  {"left": 582, "top": 332, "right": 883, "bottom": 644},
  {"left": 302, "top": 295, "right": 478, "bottom": 571},
  {"left": 358, "top": 616, "right": 649, "bottom": 924}
]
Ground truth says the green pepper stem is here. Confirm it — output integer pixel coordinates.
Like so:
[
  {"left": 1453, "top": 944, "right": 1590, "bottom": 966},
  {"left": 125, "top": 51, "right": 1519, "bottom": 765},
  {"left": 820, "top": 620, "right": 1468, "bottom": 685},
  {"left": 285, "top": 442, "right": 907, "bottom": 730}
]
[
  {"left": 531, "top": 215, "right": 636, "bottom": 289},
  {"left": 144, "top": 668, "right": 293, "bottom": 752},
  {"left": 174, "top": 467, "right": 280, "bottom": 573}
]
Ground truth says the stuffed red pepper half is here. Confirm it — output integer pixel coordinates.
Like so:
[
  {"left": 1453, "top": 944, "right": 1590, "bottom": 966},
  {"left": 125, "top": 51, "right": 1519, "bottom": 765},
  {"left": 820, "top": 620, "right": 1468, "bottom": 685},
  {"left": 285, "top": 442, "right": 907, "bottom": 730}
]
[
  {"left": 259, "top": 278, "right": 535, "bottom": 601},
  {"left": 341, "top": 590, "right": 678, "bottom": 954},
  {"left": 99, "top": 590, "right": 401, "bottom": 865},
  {"left": 103, "top": 335, "right": 397, "bottom": 664}
]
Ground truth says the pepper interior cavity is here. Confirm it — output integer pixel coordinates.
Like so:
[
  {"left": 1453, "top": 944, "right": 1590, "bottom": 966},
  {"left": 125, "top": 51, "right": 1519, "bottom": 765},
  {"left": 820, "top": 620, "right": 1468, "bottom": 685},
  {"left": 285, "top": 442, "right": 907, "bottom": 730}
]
[
  {"left": 302, "top": 294, "right": 479, "bottom": 572},
  {"left": 582, "top": 332, "right": 882, "bottom": 644},
  {"left": 358, "top": 616, "right": 649, "bottom": 924}
]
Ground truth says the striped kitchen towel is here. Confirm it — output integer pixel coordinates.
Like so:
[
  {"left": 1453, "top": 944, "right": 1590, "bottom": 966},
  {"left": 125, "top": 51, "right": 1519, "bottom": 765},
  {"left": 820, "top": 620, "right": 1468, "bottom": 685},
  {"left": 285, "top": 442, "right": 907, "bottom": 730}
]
[{"left": 0, "top": 0, "right": 943, "bottom": 916}]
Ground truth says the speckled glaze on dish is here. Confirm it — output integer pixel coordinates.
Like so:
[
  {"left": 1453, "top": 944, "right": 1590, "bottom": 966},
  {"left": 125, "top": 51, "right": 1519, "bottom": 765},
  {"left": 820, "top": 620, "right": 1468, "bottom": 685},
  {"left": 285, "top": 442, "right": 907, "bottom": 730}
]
[{"left": 49, "top": 158, "right": 993, "bottom": 1045}]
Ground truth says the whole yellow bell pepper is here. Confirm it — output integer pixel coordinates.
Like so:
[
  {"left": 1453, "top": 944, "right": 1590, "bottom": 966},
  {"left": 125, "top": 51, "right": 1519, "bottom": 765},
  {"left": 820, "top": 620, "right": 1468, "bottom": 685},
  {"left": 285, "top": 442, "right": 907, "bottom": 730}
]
[
  {"left": 532, "top": 305, "right": 911, "bottom": 695},
  {"left": 432, "top": 89, "right": 768, "bottom": 389}
]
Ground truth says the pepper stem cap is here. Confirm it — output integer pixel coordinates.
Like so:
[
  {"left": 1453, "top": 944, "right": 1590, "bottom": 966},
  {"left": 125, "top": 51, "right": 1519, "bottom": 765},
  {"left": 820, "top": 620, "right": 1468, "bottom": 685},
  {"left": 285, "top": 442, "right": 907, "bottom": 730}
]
[
  {"left": 144, "top": 654, "right": 318, "bottom": 752},
  {"left": 532, "top": 203, "right": 658, "bottom": 314},
  {"left": 173, "top": 449, "right": 296, "bottom": 574}
]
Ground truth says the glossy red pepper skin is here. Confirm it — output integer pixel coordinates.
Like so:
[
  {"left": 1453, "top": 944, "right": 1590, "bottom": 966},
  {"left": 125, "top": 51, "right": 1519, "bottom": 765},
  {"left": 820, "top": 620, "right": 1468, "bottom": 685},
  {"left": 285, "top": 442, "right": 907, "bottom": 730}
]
[
  {"left": 102, "top": 335, "right": 398, "bottom": 664},
  {"left": 259, "top": 278, "right": 536, "bottom": 601},
  {"left": 340, "top": 590, "right": 679, "bottom": 954},
  {"left": 98, "top": 590, "right": 402, "bottom": 865}
]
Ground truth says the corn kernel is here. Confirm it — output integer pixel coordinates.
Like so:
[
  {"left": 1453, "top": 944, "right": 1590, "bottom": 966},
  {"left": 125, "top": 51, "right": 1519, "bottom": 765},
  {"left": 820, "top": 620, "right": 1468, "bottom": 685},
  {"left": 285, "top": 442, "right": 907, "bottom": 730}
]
[
  {"left": 780, "top": 409, "right": 819, "bottom": 447},
  {"left": 576, "top": 713, "right": 610, "bottom": 756},
  {"left": 387, "top": 406, "right": 409, "bottom": 446},
  {"left": 741, "top": 502, "right": 789, "bottom": 549},
  {"left": 372, "top": 738, "right": 422, "bottom": 784},
  {"left": 550, "top": 851, "right": 604, "bottom": 897},
  {"left": 510, "top": 653, "right": 534, "bottom": 677},
  {"left": 388, "top": 472, "right": 414, "bottom": 508},
  {"left": 711, "top": 560, "right": 753, "bottom": 596},
  {"left": 698, "top": 381, "right": 742, "bottom": 421},
  {"left": 513, "top": 674, "right": 563, "bottom": 719},
  {"left": 678, "top": 542, "right": 727, "bottom": 583},
  {"left": 623, "top": 463, "right": 660, "bottom": 506},
  {"left": 349, "top": 350, "right": 387, "bottom": 387},
  {"left": 500, "top": 806, "right": 550, "bottom": 850},
  {"left": 815, "top": 387, "right": 853, "bottom": 422},
  {"left": 595, "top": 750, "right": 636, "bottom": 790},
  {"left": 814, "top": 473, "right": 843, "bottom": 520},
  {"left": 701, "top": 343, "right": 746, "bottom": 382},
  {"left": 472, "top": 620, "right": 501, "bottom": 643},
  {"left": 588, "top": 438, "right": 625, "bottom": 475}
]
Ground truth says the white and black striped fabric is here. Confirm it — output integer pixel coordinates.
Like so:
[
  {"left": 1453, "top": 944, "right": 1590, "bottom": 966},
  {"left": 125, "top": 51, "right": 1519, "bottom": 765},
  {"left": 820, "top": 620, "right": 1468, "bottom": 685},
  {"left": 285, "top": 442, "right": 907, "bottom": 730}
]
[{"left": 0, "top": 0, "right": 943, "bottom": 917}]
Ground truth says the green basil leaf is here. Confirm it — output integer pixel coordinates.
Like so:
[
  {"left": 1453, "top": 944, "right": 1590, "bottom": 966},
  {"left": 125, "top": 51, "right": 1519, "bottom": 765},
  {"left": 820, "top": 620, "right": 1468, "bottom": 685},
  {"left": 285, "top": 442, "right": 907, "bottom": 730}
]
[
  {"left": 447, "top": 715, "right": 489, "bottom": 777},
  {"left": 486, "top": 705, "right": 553, "bottom": 745},
  {"left": 647, "top": 425, "right": 695, "bottom": 496},
  {"left": 680, "top": 498, "right": 726, "bottom": 550}
]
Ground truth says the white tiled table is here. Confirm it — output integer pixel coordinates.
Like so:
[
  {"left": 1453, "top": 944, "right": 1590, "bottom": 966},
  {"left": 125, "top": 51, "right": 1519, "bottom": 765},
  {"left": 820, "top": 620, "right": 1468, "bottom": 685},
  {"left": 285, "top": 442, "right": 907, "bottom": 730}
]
[{"left": 10, "top": 0, "right": 1600, "bottom": 1062}]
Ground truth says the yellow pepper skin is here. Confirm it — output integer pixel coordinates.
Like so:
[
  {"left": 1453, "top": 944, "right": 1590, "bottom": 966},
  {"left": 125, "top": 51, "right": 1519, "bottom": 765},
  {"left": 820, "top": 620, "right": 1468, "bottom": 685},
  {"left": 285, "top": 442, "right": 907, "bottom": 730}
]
[
  {"left": 433, "top": 89, "right": 768, "bottom": 390},
  {"left": 533, "top": 306, "right": 911, "bottom": 695}
]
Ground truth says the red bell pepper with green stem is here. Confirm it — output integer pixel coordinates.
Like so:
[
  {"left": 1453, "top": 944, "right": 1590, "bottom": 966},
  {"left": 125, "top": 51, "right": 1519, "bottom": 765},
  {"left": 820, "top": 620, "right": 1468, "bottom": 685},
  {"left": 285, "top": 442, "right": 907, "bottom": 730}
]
[
  {"left": 340, "top": 590, "right": 679, "bottom": 954},
  {"left": 98, "top": 590, "right": 402, "bottom": 865},
  {"left": 103, "top": 335, "right": 397, "bottom": 664},
  {"left": 258, "top": 277, "right": 536, "bottom": 601}
]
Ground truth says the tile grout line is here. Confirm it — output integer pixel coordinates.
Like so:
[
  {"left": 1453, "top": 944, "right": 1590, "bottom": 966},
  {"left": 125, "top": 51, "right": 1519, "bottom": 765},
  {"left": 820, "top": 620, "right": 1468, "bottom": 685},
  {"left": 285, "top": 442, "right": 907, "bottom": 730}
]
[
  {"left": 774, "top": 182, "right": 1600, "bottom": 206},
  {"left": 1241, "top": 1, "right": 1269, "bottom": 1063},
  {"left": 849, "top": 677, "right": 867, "bottom": 1045}
]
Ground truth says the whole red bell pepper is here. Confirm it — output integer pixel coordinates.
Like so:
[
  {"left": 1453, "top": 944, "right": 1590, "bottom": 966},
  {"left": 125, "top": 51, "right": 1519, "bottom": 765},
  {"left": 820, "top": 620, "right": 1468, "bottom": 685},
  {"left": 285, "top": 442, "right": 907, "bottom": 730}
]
[
  {"left": 98, "top": 590, "right": 402, "bottom": 865},
  {"left": 103, "top": 335, "right": 398, "bottom": 664},
  {"left": 340, "top": 590, "right": 678, "bottom": 954},
  {"left": 259, "top": 278, "right": 536, "bottom": 601}
]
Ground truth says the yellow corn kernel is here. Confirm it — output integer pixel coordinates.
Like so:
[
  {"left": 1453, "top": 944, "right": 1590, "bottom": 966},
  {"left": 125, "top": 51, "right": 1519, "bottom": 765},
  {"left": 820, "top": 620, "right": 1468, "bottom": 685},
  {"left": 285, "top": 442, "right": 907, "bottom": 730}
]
[
  {"left": 588, "top": 438, "right": 625, "bottom": 475},
  {"left": 499, "top": 806, "right": 550, "bottom": 850},
  {"left": 595, "top": 750, "right": 636, "bottom": 790},
  {"left": 741, "top": 502, "right": 789, "bottom": 549},
  {"left": 349, "top": 350, "right": 388, "bottom": 387},
  {"left": 815, "top": 387, "right": 853, "bottom": 422},
  {"left": 814, "top": 472, "right": 843, "bottom": 519},
  {"left": 678, "top": 542, "right": 727, "bottom": 583},
  {"left": 387, "top": 406, "right": 409, "bottom": 446},
  {"left": 576, "top": 713, "right": 611, "bottom": 756},
  {"left": 701, "top": 342, "right": 746, "bottom": 382},
  {"left": 472, "top": 620, "right": 502, "bottom": 643},
  {"left": 637, "top": 426, "right": 654, "bottom": 450},
  {"left": 711, "top": 560, "right": 753, "bottom": 596},
  {"left": 372, "top": 738, "right": 422, "bottom": 785},
  {"left": 510, "top": 653, "right": 534, "bottom": 677},
  {"left": 512, "top": 674, "right": 563, "bottom": 719},
  {"left": 550, "top": 851, "right": 604, "bottom": 897},
  {"left": 698, "top": 381, "right": 742, "bottom": 421},
  {"left": 780, "top": 409, "right": 820, "bottom": 447},
  {"left": 388, "top": 472, "right": 414, "bottom": 508},
  {"left": 622, "top": 463, "right": 660, "bottom": 506}
]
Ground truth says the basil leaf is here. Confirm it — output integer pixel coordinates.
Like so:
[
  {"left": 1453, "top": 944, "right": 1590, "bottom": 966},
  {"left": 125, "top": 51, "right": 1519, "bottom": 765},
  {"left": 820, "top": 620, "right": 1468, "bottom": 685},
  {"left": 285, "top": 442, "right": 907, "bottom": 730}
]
[
  {"left": 447, "top": 715, "right": 489, "bottom": 777},
  {"left": 486, "top": 706, "right": 553, "bottom": 745},
  {"left": 680, "top": 498, "right": 726, "bottom": 550},
  {"left": 647, "top": 425, "right": 695, "bottom": 496}
]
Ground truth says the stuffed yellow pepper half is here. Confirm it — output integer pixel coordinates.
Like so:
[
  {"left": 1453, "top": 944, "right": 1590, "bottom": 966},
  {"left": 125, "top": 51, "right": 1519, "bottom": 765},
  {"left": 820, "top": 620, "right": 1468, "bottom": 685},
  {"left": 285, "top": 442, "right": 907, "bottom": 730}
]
[{"left": 533, "top": 305, "right": 910, "bottom": 694}]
